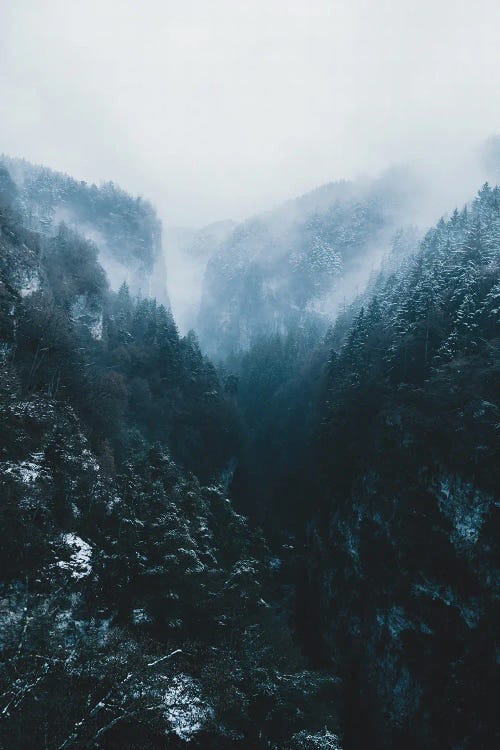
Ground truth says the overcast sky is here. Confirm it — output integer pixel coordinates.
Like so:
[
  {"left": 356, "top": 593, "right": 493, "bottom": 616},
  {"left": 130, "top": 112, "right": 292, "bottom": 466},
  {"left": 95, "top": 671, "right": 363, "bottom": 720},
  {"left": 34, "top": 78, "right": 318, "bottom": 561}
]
[{"left": 0, "top": 0, "right": 499, "bottom": 226}]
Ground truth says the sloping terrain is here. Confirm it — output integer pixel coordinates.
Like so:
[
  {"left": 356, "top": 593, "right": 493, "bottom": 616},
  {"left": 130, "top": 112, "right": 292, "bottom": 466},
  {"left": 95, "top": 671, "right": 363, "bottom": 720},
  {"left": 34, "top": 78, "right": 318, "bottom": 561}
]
[
  {"left": 1, "top": 156, "right": 498, "bottom": 749},
  {"left": 307, "top": 184, "right": 500, "bottom": 748},
  {"left": 197, "top": 168, "right": 421, "bottom": 356},
  {"left": 1, "top": 155, "right": 168, "bottom": 304},
  {"left": 0, "top": 163, "right": 340, "bottom": 750}
]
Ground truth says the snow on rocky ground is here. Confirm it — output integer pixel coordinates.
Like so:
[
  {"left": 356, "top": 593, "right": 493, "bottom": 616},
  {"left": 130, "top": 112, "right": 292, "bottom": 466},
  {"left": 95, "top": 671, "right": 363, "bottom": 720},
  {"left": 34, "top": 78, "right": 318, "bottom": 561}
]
[
  {"left": 162, "top": 673, "right": 213, "bottom": 741},
  {"left": 57, "top": 533, "right": 92, "bottom": 579}
]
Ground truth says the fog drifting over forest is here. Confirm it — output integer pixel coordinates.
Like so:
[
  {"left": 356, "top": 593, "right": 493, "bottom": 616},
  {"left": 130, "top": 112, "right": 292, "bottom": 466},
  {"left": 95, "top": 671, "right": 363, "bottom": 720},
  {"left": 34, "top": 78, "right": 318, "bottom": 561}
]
[
  {"left": 1, "top": 0, "right": 499, "bottom": 328},
  {"left": 1, "top": 0, "right": 499, "bottom": 223},
  {"left": 1, "top": 4, "right": 500, "bottom": 748}
]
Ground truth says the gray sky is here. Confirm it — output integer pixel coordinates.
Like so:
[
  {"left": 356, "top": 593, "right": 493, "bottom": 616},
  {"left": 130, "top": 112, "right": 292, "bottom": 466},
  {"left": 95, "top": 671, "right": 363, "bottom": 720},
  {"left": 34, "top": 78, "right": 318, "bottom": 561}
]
[{"left": 0, "top": 0, "right": 499, "bottom": 226}]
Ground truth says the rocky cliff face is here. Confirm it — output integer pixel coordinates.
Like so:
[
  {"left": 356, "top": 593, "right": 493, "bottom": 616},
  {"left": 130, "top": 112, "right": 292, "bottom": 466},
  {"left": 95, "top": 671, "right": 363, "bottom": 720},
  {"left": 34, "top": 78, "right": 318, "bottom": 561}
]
[{"left": 307, "top": 469, "right": 497, "bottom": 749}]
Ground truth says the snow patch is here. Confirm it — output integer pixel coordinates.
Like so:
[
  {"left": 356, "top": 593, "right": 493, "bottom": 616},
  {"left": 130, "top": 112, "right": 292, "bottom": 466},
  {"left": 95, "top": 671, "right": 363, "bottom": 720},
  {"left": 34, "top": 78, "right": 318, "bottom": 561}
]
[
  {"left": 163, "top": 673, "right": 213, "bottom": 741},
  {"left": 58, "top": 533, "right": 92, "bottom": 579},
  {"left": 71, "top": 295, "right": 103, "bottom": 340},
  {"left": 19, "top": 274, "right": 40, "bottom": 297},
  {"left": 1, "top": 454, "right": 44, "bottom": 485},
  {"left": 132, "top": 608, "right": 152, "bottom": 625}
]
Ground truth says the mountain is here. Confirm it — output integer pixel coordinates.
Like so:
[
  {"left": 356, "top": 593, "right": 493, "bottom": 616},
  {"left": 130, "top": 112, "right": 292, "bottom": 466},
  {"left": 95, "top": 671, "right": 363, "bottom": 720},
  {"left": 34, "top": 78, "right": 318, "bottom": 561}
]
[
  {"left": 0, "top": 162, "right": 340, "bottom": 749},
  {"left": 302, "top": 183, "right": 500, "bottom": 748},
  {"left": 1, "top": 153, "right": 498, "bottom": 750},
  {"left": 217, "top": 182, "right": 499, "bottom": 749},
  {"left": 197, "top": 168, "right": 422, "bottom": 357},
  {"left": 0, "top": 155, "right": 169, "bottom": 305}
]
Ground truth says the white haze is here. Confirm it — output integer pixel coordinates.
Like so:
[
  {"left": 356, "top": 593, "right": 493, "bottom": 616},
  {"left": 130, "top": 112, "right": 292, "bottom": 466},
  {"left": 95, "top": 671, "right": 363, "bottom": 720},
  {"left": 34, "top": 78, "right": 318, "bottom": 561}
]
[{"left": 0, "top": 1, "right": 499, "bottom": 330}]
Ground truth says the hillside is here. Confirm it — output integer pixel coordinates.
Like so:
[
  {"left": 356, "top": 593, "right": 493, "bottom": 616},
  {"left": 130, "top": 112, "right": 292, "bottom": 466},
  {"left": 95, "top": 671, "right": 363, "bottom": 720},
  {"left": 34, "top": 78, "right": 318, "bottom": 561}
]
[
  {"left": 304, "top": 184, "right": 500, "bottom": 748},
  {"left": 197, "top": 168, "right": 421, "bottom": 356},
  {"left": 0, "top": 163, "right": 340, "bottom": 750},
  {"left": 216, "top": 183, "right": 499, "bottom": 748},
  {"left": 1, "top": 157, "right": 498, "bottom": 749},
  {"left": 0, "top": 155, "right": 168, "bottom": 305}
]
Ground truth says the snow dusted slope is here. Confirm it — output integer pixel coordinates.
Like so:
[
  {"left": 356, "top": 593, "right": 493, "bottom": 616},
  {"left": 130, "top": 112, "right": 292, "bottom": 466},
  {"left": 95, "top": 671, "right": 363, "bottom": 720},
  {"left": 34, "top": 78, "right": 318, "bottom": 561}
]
[
  {"left": 309, "top": 183, "right": 500, "bottom": 749},
  {"left": 0, "top": 160, "right": 342, "bottom": 749},
  {"left": 197, "top": 167, "right": 421, "bottom": 356},
  {"left": 1, "top": 155, "right": 169, "bottom": 306}
]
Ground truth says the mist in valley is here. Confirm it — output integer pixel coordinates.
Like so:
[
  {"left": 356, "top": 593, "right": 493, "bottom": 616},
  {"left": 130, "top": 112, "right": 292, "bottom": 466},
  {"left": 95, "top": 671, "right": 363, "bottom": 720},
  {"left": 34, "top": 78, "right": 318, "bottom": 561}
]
[
  {"left": 2, "top": 1, "right": 500, "bottom": 344},
  {"left": 166, "top": 144, "right": 500, "bottom": 342},
  {"left": 1, "top": 3, "right": 499, "bottom": 750}
]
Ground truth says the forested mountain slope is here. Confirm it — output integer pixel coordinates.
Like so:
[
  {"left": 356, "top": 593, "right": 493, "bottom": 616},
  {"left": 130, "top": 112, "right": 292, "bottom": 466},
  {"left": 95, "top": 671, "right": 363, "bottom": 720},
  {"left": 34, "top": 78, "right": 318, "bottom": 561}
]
[
  {"left": 0, "top": 164, "right": 340, "bottom": 749},
  {"left": 215, "top": 183, "right": 499, "bottom": 749},
  {"left": 0, "top": 155, "right": 168, "bottom": 304},
  {"left": 305, "top": 184, "right": 500, "bottom": 749},
  {"left": 221, "top": 227, "right": 422, "bottom": 535},
  {"left": 1, "top": 152, "right": 498, "bottom": 749},
  {"left": 197, "top": 168, "right": 421, "bottom": 357}
]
